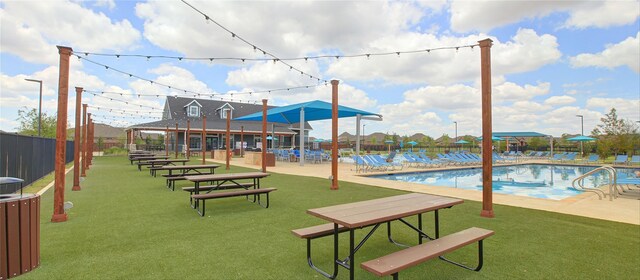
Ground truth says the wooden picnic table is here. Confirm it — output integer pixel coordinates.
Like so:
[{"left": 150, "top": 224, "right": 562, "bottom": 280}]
[
  {"left": 137, "top": 159, "right": 189, "bottom": 172},
  {"left": 184, "top": 172, "right": 270, "bottom": 209},
  {"left": 305, "top": 193, "right": 463, "bottom": 280}
]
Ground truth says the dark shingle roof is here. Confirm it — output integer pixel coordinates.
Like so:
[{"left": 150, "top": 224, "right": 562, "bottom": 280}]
[{"left": 129, "top": 97, "right": 311, "bottom": 133}]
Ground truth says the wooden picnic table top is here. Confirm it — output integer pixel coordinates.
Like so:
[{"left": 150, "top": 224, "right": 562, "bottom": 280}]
[
  {"left": 130, "top": 156, "right": 169, "bottom": 160},
  {"left": 185, "top": 172, "right": 269, "bottom": 183},
  {"left": 307, "top": 193, "right": 463, "bottom": 229},
  {"left": 153, "top": 164, "right": 220, "bottom": 170},
  {"left": 146, "top": 159, "right": 189, "bottom": 163}
]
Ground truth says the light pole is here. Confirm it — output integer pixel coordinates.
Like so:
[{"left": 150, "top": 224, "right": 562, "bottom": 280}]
[
  {"left": 453, "top": 121, "right": 457, "bottom": 151},
  {"left": 362, "top": 124, "right": 366, "bottom": 148},
  {"left": 25, "top": 78, "right": 43, "bottom": 136},
  {"left": 576, "top": 115, "right": 584, "bottom": 157}
]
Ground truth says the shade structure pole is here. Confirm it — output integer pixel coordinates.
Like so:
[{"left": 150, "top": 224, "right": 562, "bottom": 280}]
[
  {"left": 186, "top": 120, "right": 191, "bottom": 160},
  {"left": 51, "top": 46, "right": 71, "bottom": 223},
  {"left": 355, "top": 114, "right": 361, "bottom": 157},
  {"left": 299, "top": 107, "right": 305, "bottom": 166},
  {"left": 72, "top": 87, "right": 82, "bottom": 191},
  {"left": 261, "top": 99, "right": 268, "bottom": 173},
  {"left": 81, "top": 103, "right": 87, "bottom": 177},
  {"left": 226, "top": 108, "right": 231, "bottom": 170},
  {"left": 165, "top": 125, "right": 169, "bottom": 156},
  {"left": 174, "top": 123, "right": 179, "bottom": 159},
  {"left": 202, "top": 115, "right": 206, "bottom": 164},
  {"left": 479, "top": 38, "right": 494, "bottom": 218},
  {"left": 331, "top": 80, "right": 340, "bottom": 190}
]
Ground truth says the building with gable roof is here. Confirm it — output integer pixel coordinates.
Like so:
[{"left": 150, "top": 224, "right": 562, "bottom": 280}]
[{"left": 126, "top": 97, "right": 311, "bottom": 152}]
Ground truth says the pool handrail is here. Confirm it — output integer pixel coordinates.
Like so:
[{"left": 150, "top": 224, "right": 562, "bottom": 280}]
[{"left": 571, "top": 165, "right": 617, "bottom": 200}]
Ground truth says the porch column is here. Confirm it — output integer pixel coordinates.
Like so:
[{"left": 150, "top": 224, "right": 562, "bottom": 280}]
[
  {"left": 86, "top": 114, "right": 91, "bottom": 171},
  {"left": 299, "top": 107, "right": 305, "bottom": 167},
  {"left": 175, "top": 123, "right": 179, "bottom": 158},
  {"left": 202, "top": 116, "right": 206, "bottom": 164},
  {"left": 226, "top": 110, "right": 231, "bottom": 170},
  {"left": 240, "top": 126, "right": 244, "bottom": 157},
  {"left": 186, "top": 120, "right": 191, "bottom": 159},
  {"left": 165, "top": 125, "right": 169, "bottom": 156},
  {"left": 479, "top": 38, "right": 494, "bottom": 218}
]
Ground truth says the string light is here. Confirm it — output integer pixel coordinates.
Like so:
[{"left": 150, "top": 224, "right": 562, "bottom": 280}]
[
  {"left": 180, "top": 0, "right": 327, "bottom": 83},
  {"left": 85, "top": 91, "right": 162, "bottom": 110},
  {"left": 74, "top": 44, "right": 479, "bottom": 63},
  {"left": 76, "top": 55, "right": 323, "bottom": 101}
]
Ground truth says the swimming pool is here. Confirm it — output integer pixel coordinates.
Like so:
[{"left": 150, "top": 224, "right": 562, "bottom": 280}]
[{"left": 371, "top": 164, "right": 636, "bottom": 200}]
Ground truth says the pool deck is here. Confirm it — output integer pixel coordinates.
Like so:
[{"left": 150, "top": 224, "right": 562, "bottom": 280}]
[{"left": 208, "top": 156, "right": 640, "bottom": 225}]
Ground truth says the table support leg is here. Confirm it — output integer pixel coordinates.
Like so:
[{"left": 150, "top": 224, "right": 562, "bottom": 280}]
[
  {"left": 349, "top": 229, "right": 354, "bottom": 280},
  {"left": 418, "top": 213, "right": 423, "bottom": 244},
  {"left": 435, "top": 210, "right": 440, "bottom": 239}
]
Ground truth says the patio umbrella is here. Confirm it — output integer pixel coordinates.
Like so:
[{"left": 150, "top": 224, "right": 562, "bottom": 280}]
[
  {"left": 407, "top": 141, "right": 418, "bottom": 152},
  {"left": 234, "top": 99, "right": 379, "bottom": 166},
  {"left": 384, "top": 139, "right": 393, "bottom": 153},
  {"left": 567, "top": 135, "right": 596, "bottom": 142},
  {"left": 454, "top": 139, "right": 470, "bottom": 144},
  {"left": 476, "top": 136, "right": 503, "bottom": 141}
]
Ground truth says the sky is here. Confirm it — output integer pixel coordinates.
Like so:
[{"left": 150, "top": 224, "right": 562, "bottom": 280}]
[{"left": 1, "top": 0, "right": 639, "bottom": 139}]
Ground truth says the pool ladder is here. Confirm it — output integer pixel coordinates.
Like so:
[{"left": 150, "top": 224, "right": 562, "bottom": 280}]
[{"left": 571, "top": 166, "right": 617, "bottom": 200}]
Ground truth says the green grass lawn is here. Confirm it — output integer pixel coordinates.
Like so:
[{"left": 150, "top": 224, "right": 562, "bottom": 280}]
[{"left": 22, "top": 156, "right": 639, "bottom": 279}]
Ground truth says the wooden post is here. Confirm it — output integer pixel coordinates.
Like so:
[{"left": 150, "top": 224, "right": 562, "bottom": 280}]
[
  {"left": 86, "top": 114, "right": 91, "bottom": 170},
  {"left": 174, "top": 123, "right": 179, "bottom": 159},
  {"left": 202, "top": 115, "right": 206, "bottom": 164},
  {"left": 186, "top": 120, "right": 191, "bottom": 160},
  {"left": 261, "top": 100, "right": 268, "bottom": 173},
  {"left": 165, "top": 125, "right": 169, "bottom": 156},
  {"left": 89, "top": 118, "right": 94, "bottom": 165},
  {"left": 51, "top": 46, "right": 71, "bottom": 223},
  {"left": 225, "top": 110, "right": 231, "bottom": 170},
  {"left": 331, "top": 80, "right": 339, "bottom": 190},
  {"left": 72, "top": 87, "right": 82, "bottom": 191},
  {"left": 479, "top": 38, "right": 494, "bottom": 218},
  {"left": 240, "top": 126, "right": 244, "bottom": 157},
  {"left": 81, "top": 103, "right": 87, "bottom": 177}
]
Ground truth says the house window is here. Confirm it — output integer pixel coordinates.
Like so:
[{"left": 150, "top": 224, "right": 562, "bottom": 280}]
[
  {"left": 188, "top": 106, "right": 199, "bottom": 117},
  {"left": 221, "top": 108, "right": 232, "bottom": 119}
]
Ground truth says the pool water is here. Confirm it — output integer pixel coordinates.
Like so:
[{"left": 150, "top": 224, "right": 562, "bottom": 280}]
[{"left": 372, "top": 164, "right": 636, "bottom": 200}]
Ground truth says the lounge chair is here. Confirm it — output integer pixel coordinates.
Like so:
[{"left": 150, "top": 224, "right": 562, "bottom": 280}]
[
  {"left": 372, "top": 155, "right": 403, "bottom": 170},
  {"left": 613, "top": 155, "right": 628, "bottom": 165},
  {"left": 550, "top": 154, "right": 564, "bottom": 162},
  {"left": 586, "top": 154, "right": 599, "bottom": 164},
  {"left": 630, "top": 155, "right": 640, "bottom": 165}
]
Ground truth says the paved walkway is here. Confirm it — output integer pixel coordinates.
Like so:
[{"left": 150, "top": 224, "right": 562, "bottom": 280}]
[{"left": 207, "top": 155, "right": 640, "bottom": 225}]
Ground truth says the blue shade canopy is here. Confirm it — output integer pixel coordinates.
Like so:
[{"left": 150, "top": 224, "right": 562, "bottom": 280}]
[
  {"left": 233, "top": 100, "right": 380, "bottom": 123},
  {"left": 455, "top": 140, "right": 470, "bottom": 144},
  {"left": 313, "top": 138, "right": 324, "bottom": 142},
  {"left": 477, "top": 136, "right": 503, "bottom": 141},
  {"left": 567, "top": 135, "right": 596, "bottom": 142}
]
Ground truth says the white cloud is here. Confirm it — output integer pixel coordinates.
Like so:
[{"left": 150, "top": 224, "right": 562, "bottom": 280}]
[
  {"left": 449, "top": 1, "right": 639, "bottom": 32},
  {"left": 494, "top": 81, "right": 551, "bottom": 103},
  {"left": 570, "top": 32, "right": 640, "bottom": 73},
  {"left": 93, "top": 0, "right": 116, "bottom": 10},
  {"left": 544, "top": 95, "right": 576, "bottom": 106},
  {"left": 327, "top": 29, "right": 560, "bottom": 85},
  {"left": 449, "top": 1, "right": 578, "bottom": 33},
  {"left": 586, "top": 97, "right": 640, "bottom": 121},
  {"left": 225, "top": 60, "right": 322, "bottom": 90},
  {"left": 136, "top": 1, "right": 425, "bottom": 59},
  {"left": 563, "top": 1, "right": 640, "bottom": 29},
  {"left": 1, "top": 1, "right": 140, "bottom": 65}
]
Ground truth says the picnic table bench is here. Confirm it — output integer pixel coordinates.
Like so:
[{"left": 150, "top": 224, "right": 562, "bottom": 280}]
[
  {"left": 129, "top": 156, "right": 169, "bottom": 165},
  {"left": 191, "top": 188, "right": 277, "bottom": 216},
  {"left": 149, "top": 164, "right": 220, "bottom": 189},
  {"left": 137, "top": 159, "right": 188, "bottom": 172},
  {"left": 295, "top": 193, "right": 485, "bottom": 280},
  {"left": 185, "top": 172, "right": 271, "bottom": 216}
]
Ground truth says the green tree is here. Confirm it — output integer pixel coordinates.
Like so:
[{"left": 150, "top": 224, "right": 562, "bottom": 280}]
[
  {"left": 16, "top": 107, "right": 58, "bottom": 138},
  {"left": 370, "top": 137, "right": 377, "bottom": 145},
  {"left": 527, "top": 137, "right": 546, "bottom": 150},
  {"left": 97, "top": 137, "right": 104, "bottom": 152},
  {"left": 591, "top": 108, "right": 639, "bottom": 158}
]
